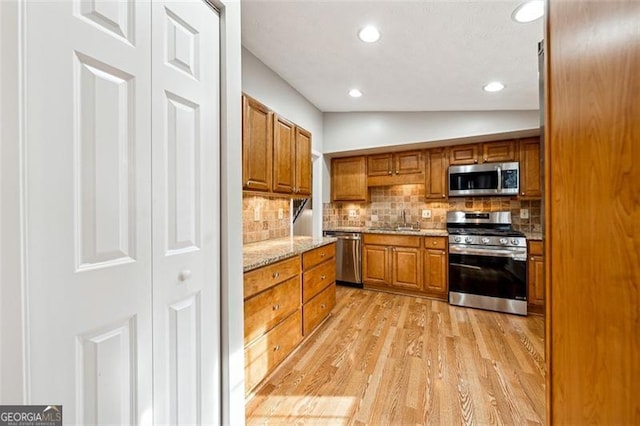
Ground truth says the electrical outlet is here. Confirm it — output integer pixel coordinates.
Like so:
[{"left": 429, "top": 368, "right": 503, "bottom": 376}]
[
  {"left": 254, "top": 207, "right": 261, "bottom": 221},
  {"left": 348, "top": 209, "right": 357, "bottom": 218},
  {"left": 278, "top": 208, "right": 284, "bottom": 219},
  {"left": 520, "top": 208, "right": 529, "bottom": 219},
  {"left": 421, "top": 209, "right": 432, "bottom": 219}
]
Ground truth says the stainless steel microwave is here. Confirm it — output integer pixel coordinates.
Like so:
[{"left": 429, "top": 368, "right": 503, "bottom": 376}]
[{"left": 448, "top": 162, "right": 519, "bottom": 196}]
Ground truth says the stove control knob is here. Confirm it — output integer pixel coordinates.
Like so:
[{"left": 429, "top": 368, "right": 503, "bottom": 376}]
[
  {"left": 481, "top": 237, "right": 490, "bottom": 244},
  {"left": 464, "top": 236, "right": 474, "bottom": 244},
  {"left": 499, "top": 238, "right": 509, "bottom": 245},
  {"left": 511, "top": 239, "right": 520, "bottom": 246},
  {"left": 454, "top": 236, "right": 462, "bottom": 243}
]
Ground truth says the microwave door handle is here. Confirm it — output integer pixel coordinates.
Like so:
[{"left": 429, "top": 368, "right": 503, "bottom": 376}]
[{"left": 496, "top": 166, "right": 502, "bottom": 192}]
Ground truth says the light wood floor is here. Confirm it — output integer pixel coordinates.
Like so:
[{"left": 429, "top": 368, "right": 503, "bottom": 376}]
[{"left": 246, "top": 286, "right": 546, "bottom": 425}]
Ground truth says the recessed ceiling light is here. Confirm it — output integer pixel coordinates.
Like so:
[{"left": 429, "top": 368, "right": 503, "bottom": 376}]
[
  {"left": 349, "top": 88, "right": 363, "bottom": 98},
  {"left": 358, "top": 26, "right": 380, "bottom": 43},
  {"left": 483, "top": 82, "right": 505, "bottom": 92},
  {"left": 512, "top": 0, "right": 544, "bottom": 23}
]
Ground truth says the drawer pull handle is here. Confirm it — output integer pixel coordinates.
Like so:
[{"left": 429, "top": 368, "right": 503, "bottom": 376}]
[
  {"left": 320, "top": 303, "right": 326, "bottom": 309},
  {"left": 272, "top": 272, "right": 280, "bottom": 279},
  {"left": 273, "top": 304, "right": 280, "bottom": 311},
  {"left": 273, "top": 344, "right": 280, "bottom": 352},
  {"left": 433, "top": 241, "right": 437, "bottom": 245},
  {"left": 321, "top": 275, "right": 326, "bottom": 280}
]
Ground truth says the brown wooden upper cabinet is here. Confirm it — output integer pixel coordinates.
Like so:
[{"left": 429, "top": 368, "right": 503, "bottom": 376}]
[
  {"left": 242, "top": 94, "right": 312, "bottom": 197},
  {"left": 294, "top": 127, "right": 312, "bottom": 196},
  {"left": 272, "top": 114, "right": 296, "bottom": 194},
  {"left": 449, "top": 140, "right": 517, "bottom": 165},
  {"left": 242, "top": 95, "right": 273, "bottom": 191},
  {"left": 425, "top": 147, "right": 448, "bottom": 200},
  {"left": 272, "top": 116, "right": 312, "bottom": 196},
  {"left": 367, "top": 150, "right": 423, "bottom": 186},
  {"left": 518, "top": 137, "right": 542, "bottom": 199},
  {"left": 331, "top": 156, "right": 368, "bottom": 201}
]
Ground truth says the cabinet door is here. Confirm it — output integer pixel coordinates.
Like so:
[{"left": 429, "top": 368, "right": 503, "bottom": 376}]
[
  {"left": 295, "top": 127, "right": 312, "bottom": 196},
  {"left": 367, "top": 154, "right": 393, "bottom": 177},
  {"left": 242, "top": 95, "right": 273, "bottom": 191},
  {"left": 395, "top": 150, "right": 423, "bottom": 175},
  {"left": 519, "top": 138, "right": 542, "bottom": 199},
  {"left": 362, "top": 245, "right": 389, "bottom": 285},
  {"left": 423, "top": 249, "right": 448, "bottom": 299},
  {"left": 482, "top": 140, "right": 517, "bottom": 163},
  {"left": 391, "top": 247, "right": 422, "bottom": 291},
  {"left": 272, "top": 115, "right": 295, "bottom": 194},
  {"left": 331, "top": 156, "right": 368, "bottom": 201},
  {"left": 449, "top": 144, "right": 479, "bottom": 165},
  {"left": 426, "top": 147, "right": 448, "bottom": 200},
  {"left": 528, "top": 255, "right": 545, "bottom": 313}
]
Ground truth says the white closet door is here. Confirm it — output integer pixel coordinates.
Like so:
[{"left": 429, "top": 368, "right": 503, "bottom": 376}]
[
  {"left": 150, "top": 1, "right": 221, "bottom": 425},
  {"left": 25, "top": 1, "right": 153, "bottom": 424}
]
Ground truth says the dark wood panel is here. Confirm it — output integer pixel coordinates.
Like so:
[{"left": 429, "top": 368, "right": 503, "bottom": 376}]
[{"left": 547, "top": 0, "right": 640, "bottom": 423}]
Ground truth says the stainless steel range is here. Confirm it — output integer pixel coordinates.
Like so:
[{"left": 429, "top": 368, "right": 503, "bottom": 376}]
[{"left": 447, "top": 211, "right": 528, "bottom": 315}]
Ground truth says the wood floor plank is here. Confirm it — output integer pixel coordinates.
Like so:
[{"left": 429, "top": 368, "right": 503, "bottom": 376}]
[{"left": 247, "top": 286, "right": 546, "bottom": 425}]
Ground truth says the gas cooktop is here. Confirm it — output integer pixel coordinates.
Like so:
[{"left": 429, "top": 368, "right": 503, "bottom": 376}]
[{"left": 447, "top": 227, "right": 525, "bottom": 238}]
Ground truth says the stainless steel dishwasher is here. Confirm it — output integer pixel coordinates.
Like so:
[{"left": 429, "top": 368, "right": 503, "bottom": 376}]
[{"left": 323, "top": 231, "right": 362, "bottom": 287}]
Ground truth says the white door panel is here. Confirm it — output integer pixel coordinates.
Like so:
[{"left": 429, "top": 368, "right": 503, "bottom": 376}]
[
  {"left": 25, "top": 1, "right": 152, "bottom": 425},
  {"left": 23, "top": 1, "right": 221, "bottom": 425},
  {"left": 152, "top": 2, "right": 220, "bottom": 425}
]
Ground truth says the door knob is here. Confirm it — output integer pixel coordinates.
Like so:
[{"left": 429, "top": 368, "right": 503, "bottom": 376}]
[{"left": 179, "top": 269, "right": 192, "bottom": 282}]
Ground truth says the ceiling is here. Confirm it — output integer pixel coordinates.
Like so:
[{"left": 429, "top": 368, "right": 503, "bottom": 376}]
[{"left": 241, "top": 0, "right": 544, "bottom": 112}]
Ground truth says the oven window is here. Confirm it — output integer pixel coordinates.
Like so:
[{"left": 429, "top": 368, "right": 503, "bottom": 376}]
[
  {"left": 449, "top": 253, "right": 527, "bottom": 300},
  {"left": 449, "top": 171, "right": 498, "bottom": 191}
]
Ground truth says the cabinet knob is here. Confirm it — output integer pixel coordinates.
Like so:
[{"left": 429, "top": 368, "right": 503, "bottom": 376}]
[
  {"left": 320, "top": 253, "right": 325, "bottom": 258},
  {"left": 273, "top": 344, "right": 280, "bottom": 352},
  {"left": 442, "top": 194, "right": 445, "bottom": 198},
  {"left": 395, "top": 170, "right": 399, "bottom": 174},
  {"left": 320, "top": 303, "right": 326, "bottom": 309},
  {"left": 521, "top": 192, "right": 525, "bottom": 195},
  {"left": 179, "top": 269, "right": 192, "bottom": 282},
  {"left": 272, "top": 304, "right": 280, "bottom": 311},
  {"left": 530, "top": 257, "right": 534, "bottom": 261},
  {"left": 474, "top": 159, "right": 478, "bottom": 164},
  {"left": 272, "top": 271, "right": 280, "bottom": 279},
  {"left": 432, "top": 241, "right": 437, "bottom": 245},
  {"left": 321, "top": 275, "right": 326, "bottom": 280},
  {"left": 388, "top": 170, "right": 392, "bottom": 175}
]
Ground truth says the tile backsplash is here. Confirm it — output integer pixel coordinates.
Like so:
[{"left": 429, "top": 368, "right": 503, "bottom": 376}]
[
  {"left": 243, "top": 195, "right": 291, "bottom": 244},
  {"left": 323, "top": 184, "right": 542, "bottom": 233}
]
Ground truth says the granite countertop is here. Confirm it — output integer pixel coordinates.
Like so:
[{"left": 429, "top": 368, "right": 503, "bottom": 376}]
[
  {"left": 324, "top": 226, "right": 449, "bottom": 237},
  {"left": 524, "top": 232, "right": 544, "bottom": 241},
  {"left": 243, "top": 236, "right": 337, "bottom": 272}
]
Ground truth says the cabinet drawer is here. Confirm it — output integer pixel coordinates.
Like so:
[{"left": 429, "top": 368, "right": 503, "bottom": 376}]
[
  {"left": 424, "top": 236, "right": 447, "bottom": 250},
  {"left": 363, "top": 234, "right": 421, "bottom": 248},
  {"left": 302, "top": 260, "right": 335, "bottom": 303},
  {"left": 244, "top": 256, "right": 301, "bottom": 299},
  {"left": 529, "top": 240, "right": 544, "bottom": 255},
  {"left": 244, "top": 310, "right": 302, "bottom": 393},
  {"left": 302, "top": 243, "right": 336, "bottom": 270},
  {"left": 303, "top": 284, "right": 336, "bottom": 335},
  {"left": 244, "top": 275, "right": 300, "bottom": 345}
]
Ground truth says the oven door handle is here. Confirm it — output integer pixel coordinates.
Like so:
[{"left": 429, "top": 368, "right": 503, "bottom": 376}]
[
  {"left": 449, "top": 262, "right": 482, "bottom": 270},
  {"left": 449, "top": 245, "right": 526, "bottom": 260}
]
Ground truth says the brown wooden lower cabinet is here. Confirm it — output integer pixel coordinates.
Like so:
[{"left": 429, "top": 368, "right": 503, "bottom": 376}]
[
  {"left": 422, "top": 237, "right": 448, "bottom": 300},
  {"left": 244, "top": 310, "right": 302, "bottom": 393},
  {"left": 363, "top": 234, "right": 449, "bottom": 299},
  {"left": 243, "top": 242, "right": 336, "bottom": 394},
  {"left": 527, "top": 240, "right": 545, "bottom": 314}
]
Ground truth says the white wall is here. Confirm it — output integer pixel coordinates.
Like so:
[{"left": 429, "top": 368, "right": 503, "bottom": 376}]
[
  {"left": 242, "top": 47, "right": 323, "bottom": 152},
  {"left": 242, "top": 47, "right": 325, "bottom": 237},
  {"left": 323, "top": 110, "right": 539, "bottom": 154}
]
